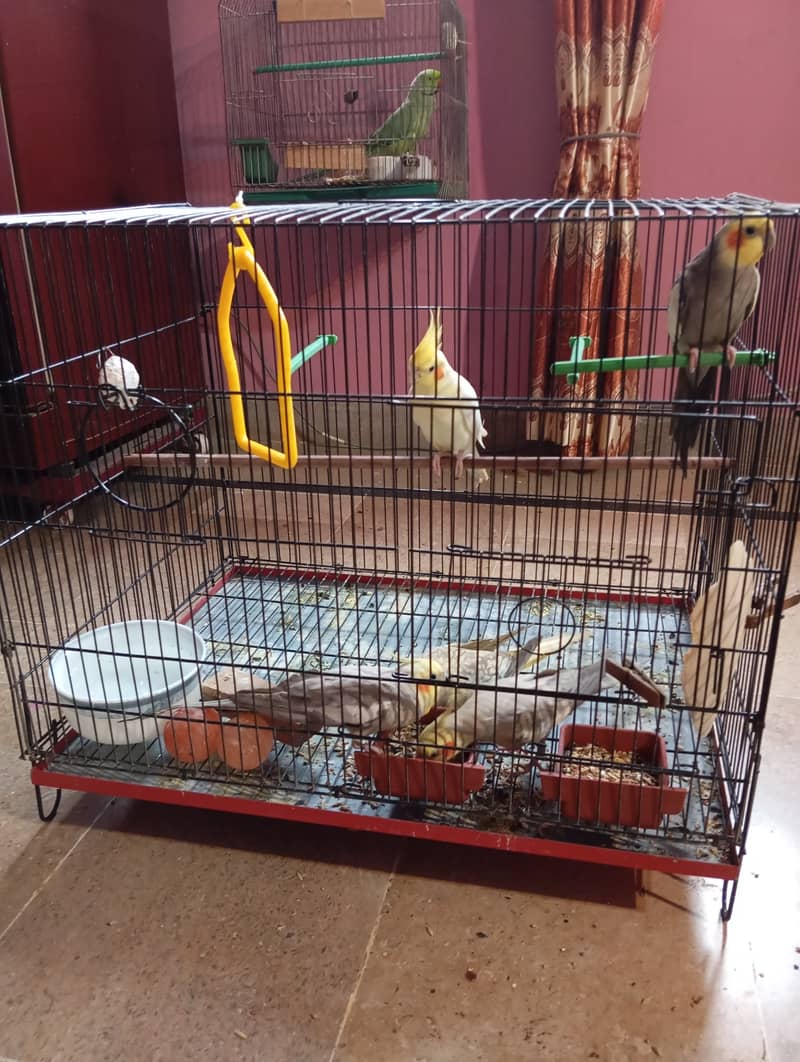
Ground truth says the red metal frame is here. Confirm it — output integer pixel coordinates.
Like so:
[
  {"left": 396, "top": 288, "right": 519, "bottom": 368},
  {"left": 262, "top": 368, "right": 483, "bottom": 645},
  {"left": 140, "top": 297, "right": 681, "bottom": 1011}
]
[
  {"left": 230, "top": 562, "right": 686, "bottom": 610},
  {"left": 31, "top": 560, "right": 737, "bottom": 881},
  {"left": 28, "top": 764, "right": 739, "bottom": 880}
]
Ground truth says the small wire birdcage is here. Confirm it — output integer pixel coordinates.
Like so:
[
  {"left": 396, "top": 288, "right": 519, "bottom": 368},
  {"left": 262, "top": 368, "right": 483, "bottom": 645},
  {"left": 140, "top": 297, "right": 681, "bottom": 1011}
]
[{"left": 219, "top": 0, "right": 468, "bottom": 201}]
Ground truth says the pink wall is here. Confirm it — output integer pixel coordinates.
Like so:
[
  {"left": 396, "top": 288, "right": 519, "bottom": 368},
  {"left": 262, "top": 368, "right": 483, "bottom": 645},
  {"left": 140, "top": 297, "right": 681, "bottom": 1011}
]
[
  {"left": 641, "top": 0, "right": 800, "bottom": 201},
  {"left": 167, "top": 0, "right": 800, "bottom": 205},
  {"left": 167, "top": 0, "right": 228, "bottom": 205},
  {"left": 462, "top": 0, "right": 559, "bottom": 198}
]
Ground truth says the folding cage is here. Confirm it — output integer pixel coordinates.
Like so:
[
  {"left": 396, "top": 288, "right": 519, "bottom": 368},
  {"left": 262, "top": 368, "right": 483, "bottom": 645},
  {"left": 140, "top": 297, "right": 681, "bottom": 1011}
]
[{"left": 1, "top": 194, "right": 798, "bottom": 920}]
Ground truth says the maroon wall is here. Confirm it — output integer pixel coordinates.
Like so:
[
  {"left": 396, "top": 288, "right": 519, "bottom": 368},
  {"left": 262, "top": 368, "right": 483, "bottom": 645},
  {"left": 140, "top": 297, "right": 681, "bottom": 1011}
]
[
  {"left": 1, "top": 0, "right": 185, "bottom": 212},
  {"left": 0, "top": 2, "right": 201, "bottom": 490}
]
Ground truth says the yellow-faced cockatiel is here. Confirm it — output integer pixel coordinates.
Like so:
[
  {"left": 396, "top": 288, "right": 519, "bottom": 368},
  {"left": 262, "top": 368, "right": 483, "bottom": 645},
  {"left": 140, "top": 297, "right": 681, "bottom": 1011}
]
[
  {"left": 398, "top": 629, "right": 576, "bottom": 711},
  {"left": 669, "top": 216, "right": 775, "bottom": 472},
  {"left": 409, "top": 308, "right": 488, "bottom": 483},
  {"left": 415, "top": 655, "right": 610, "bottom": 759}
]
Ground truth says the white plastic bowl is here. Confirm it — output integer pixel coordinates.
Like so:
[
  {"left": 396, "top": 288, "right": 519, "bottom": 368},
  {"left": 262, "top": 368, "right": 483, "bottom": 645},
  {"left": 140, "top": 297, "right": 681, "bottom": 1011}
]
[
  {"left": 59, "top": 705, "right": 163, "bottom": 748},
  {"left": 49, "top": 620, "right": 206, "bottom": 746}
]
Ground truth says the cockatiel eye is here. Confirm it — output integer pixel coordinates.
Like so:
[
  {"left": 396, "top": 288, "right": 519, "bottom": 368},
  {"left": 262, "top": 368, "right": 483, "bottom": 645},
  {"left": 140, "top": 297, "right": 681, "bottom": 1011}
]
[{"left": 744, "top": 225, "right": 756, "bottom": 236}]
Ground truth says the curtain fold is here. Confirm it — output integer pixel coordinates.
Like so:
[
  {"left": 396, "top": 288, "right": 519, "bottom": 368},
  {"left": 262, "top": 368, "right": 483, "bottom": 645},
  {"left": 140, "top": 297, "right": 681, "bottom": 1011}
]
[{"left": 529, "top": 0, "right": 664, "bottom": 456}]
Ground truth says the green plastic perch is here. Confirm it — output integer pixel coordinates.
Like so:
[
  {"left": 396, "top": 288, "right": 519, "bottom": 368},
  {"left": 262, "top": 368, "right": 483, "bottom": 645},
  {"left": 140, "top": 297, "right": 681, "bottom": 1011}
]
[
  {"left": 552, "top": 335, "right": 776, "bottom": 386},
  {"left": 255, "top": 51, "right": 443, "bottom": 75},
  {"left": 290, "top": 334, "right": 337, "bottom": 375}
]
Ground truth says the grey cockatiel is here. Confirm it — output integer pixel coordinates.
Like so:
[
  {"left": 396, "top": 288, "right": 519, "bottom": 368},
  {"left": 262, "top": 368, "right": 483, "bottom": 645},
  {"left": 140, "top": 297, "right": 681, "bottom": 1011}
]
[
  {"left": 669, "top": 216, "right": 775, "bottom": 473},
  {"left": 366, "top": 69, "right": 441, "bottom": 157},
  {"left": 200, "top": 663, "right": 443, "bottom": 743},
  {"left": 416, "top": 656, "right": 609, "bottom": 759}
]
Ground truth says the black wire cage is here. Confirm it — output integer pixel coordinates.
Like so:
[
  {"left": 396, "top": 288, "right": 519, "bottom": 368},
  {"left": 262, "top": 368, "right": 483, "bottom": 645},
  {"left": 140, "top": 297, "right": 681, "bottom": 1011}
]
[
  {"left": 1, "top": 194, "right": 799, "bottom": 920},
  {"left": 219, "top": 0, "right": 468, "bottom": 201}
]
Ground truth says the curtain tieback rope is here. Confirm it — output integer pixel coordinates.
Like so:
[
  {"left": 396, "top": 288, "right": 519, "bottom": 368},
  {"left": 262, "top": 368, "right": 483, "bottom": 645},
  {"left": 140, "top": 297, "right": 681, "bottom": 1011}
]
[{"left": 560, "top": 132, "right": 641, "bottom": 146}]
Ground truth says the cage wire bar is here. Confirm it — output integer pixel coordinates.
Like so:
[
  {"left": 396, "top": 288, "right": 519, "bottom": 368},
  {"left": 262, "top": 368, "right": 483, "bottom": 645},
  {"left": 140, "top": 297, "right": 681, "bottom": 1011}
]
[{"left": 1, "top": 195, "right": 799, "bottom": 920}]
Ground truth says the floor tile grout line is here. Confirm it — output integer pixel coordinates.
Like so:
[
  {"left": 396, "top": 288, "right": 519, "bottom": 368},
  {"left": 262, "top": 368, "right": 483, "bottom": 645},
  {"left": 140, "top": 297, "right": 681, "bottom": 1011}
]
[
  {"left": 327, "top": 844, "right": 404, "bottom": 1062},
  {"left": 0, "top": 798, "right": 113, "bottom": 945},
  {"left": 748, "top": 943, "right": 772, "bottom": 1062}
]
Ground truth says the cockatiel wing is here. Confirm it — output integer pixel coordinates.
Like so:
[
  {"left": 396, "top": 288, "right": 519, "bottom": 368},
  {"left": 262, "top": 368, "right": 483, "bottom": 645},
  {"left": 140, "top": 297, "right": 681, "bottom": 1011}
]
[
  {"left": 667, "top": 272, "right": 687, "bottom": 355},
  {"left": 449, "top": 373, "right": 488, "bottom": 453},
  {"left": 246, "top": 667, "right": 430, "bottom": 738},
  {"left": 424, "top": 364, "right": 487, "bottom": 459},
  {"left": 740, "top": 265, "right": 761, "bottom": 325}
]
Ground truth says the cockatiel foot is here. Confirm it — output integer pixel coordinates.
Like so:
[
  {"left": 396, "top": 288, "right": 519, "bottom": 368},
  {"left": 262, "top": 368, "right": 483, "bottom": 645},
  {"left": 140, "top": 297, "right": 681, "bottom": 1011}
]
[
  {"left": 431, "top": 452, "right": 442, "bottom": 477},
  {"left": 453, "top": 454, "right": 488, "bottom": 485},
  {"left": 688, "top": 346, "right": 700, "bottom": 375},
  {"left": 725, "top": 344, "right": 737, "bottom": 369}
]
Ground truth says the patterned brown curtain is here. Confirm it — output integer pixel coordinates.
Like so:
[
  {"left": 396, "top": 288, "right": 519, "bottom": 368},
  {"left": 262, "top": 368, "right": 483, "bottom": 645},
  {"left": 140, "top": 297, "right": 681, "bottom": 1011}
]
[{"left": 529, "top": 0, "right": 664, "bottom": 456}]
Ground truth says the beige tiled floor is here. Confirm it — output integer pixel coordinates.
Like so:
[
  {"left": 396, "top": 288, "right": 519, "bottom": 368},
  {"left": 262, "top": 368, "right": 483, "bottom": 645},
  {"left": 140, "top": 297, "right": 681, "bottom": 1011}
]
[{"left": 1, "top": 548, "right": 798, "bottom": 1061}]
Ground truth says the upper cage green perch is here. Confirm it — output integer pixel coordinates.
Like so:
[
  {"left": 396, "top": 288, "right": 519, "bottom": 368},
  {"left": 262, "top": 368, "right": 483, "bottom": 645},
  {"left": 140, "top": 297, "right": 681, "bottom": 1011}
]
[
  {"left": 290, "top": 334, "right": 337, "bottom": 375},
  {"left": 255, "top": 51, "right": 444, "bottom": 74},
  {"left": 552, "top": 335, "right": 776, "bottom": 386}
]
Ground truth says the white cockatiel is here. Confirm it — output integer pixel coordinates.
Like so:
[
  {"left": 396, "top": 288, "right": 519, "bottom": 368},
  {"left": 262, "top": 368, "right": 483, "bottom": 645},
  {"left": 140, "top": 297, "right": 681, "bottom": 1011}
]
[{"left": 409, "top": 308, "right": 488, "bottom": 483}]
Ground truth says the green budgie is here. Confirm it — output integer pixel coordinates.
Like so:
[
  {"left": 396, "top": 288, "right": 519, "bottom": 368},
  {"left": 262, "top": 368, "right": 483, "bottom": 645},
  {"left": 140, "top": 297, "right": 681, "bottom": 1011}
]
[{"left": 366, "top": 69, "right": 442, "bottom": 157}]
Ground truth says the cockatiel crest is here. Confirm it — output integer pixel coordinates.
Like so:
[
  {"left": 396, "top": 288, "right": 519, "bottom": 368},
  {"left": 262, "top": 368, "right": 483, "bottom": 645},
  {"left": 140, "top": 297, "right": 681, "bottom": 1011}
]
[{"left": 409, "top": 308, "right": 445, "bottom": 392}]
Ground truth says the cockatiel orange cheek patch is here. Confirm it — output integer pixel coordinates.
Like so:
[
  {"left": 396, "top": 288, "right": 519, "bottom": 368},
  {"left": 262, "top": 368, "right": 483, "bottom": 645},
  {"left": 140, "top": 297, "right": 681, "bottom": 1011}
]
[{"left": 726, "top": 228, "right": 742, "bottom": 251}]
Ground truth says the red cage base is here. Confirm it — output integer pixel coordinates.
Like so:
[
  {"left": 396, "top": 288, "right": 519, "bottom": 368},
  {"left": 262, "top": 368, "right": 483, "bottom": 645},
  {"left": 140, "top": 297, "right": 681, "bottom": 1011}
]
[{"left": 28, "top": 561, "right": 740, "bottom": 885}]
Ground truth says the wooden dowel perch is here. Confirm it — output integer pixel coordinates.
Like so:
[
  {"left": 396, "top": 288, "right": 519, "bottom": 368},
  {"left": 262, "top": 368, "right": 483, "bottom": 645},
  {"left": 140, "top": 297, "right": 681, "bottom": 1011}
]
[{"left": 123, "top": 452, "right": 732, "bottom": 473}]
